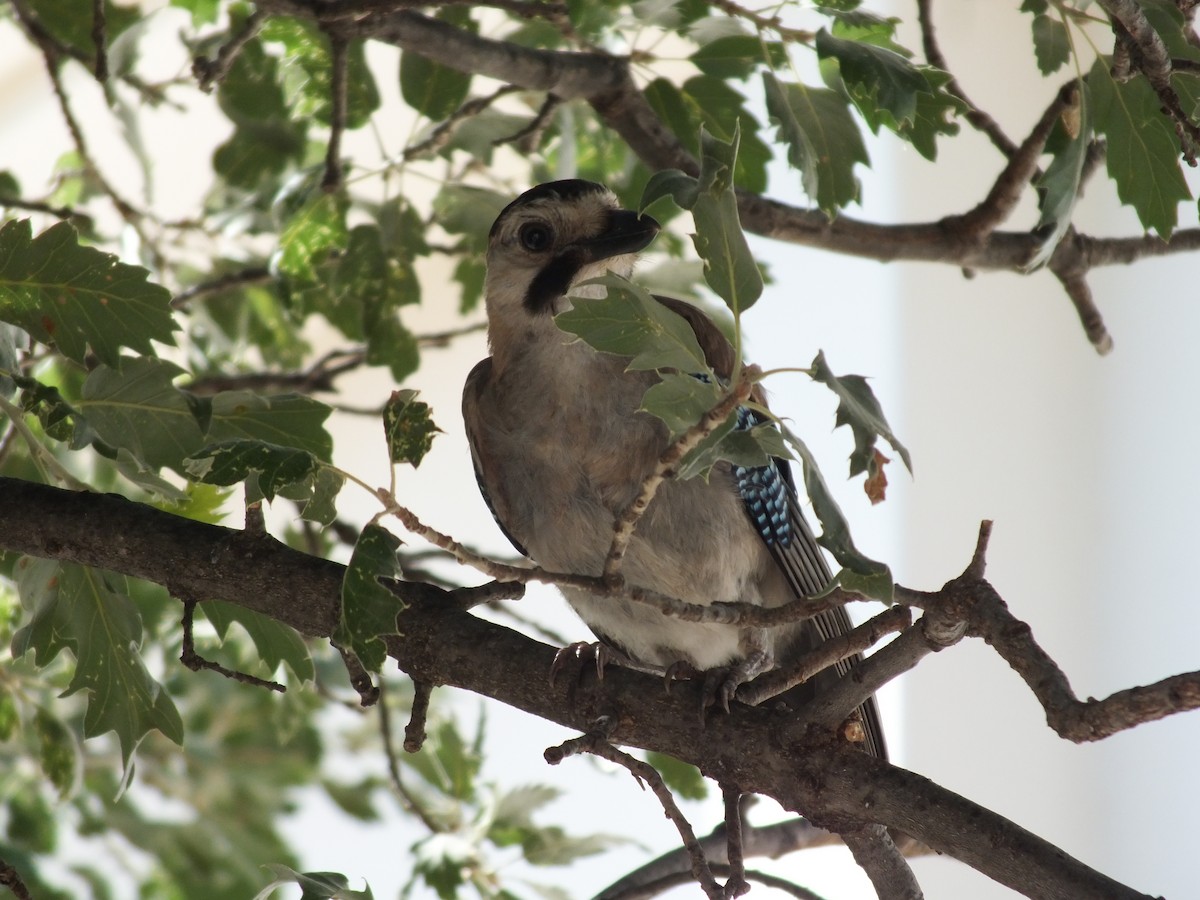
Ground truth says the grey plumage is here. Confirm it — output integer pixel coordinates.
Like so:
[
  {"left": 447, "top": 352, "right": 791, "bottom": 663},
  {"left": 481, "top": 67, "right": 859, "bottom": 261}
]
[{"left": 462, "top": 180, "right": 885, "bottom": 758}]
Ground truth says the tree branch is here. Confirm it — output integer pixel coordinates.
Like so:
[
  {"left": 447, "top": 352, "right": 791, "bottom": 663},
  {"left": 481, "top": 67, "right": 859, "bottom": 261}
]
[{"left": 0, "top": 477, "right": 1177, "bottom": 898}]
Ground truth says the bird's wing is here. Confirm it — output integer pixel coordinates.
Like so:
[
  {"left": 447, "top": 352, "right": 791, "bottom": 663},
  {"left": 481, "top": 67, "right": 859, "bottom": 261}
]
[
  {"left": 462, "top": 357, "right": 530, "bottom": 558},
  {"left": 654, "top": 294, "right": 887, "bottom": 759}
]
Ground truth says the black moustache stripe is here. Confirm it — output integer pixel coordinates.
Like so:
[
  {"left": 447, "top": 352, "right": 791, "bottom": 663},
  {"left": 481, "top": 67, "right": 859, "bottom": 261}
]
[{"left": 524, "top": 249, "right": 585, "bottom": 314}]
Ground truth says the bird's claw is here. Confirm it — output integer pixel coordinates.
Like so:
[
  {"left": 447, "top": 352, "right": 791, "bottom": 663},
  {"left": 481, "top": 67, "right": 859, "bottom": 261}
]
[{"left": 549, "top": 641, "right": 611, "bottom": 687}]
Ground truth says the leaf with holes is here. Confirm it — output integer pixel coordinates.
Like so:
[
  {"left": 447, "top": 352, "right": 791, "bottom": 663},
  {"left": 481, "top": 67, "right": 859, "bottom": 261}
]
[
  {"left": 0, "top": 220, "right": 177, "bottom": 367},
  {"left": 811, "top": 351, "right": 911, "bottom": 479},
  {"left": 336, "top": 524, "right": 405, "bottom": 673},
  {"left": 383, "top": 390, "right": 440, "bottom": 467},
  {"left": 184, "top": 439, "right": 322, "bottom": 500}
]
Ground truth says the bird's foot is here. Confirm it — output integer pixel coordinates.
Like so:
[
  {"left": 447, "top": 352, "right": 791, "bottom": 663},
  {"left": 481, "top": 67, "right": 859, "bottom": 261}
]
[
  {"left": 662, "top": 660, "right": 701, "bottom": 694},
  {"left": 549, "top": 641, "right": 614, "bottom": 687},
  {"left": 695, "top": 651, "right": 772, "bottom": 724}
]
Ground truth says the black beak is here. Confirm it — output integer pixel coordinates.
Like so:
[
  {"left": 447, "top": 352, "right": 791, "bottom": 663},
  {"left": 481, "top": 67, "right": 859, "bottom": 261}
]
[{"left": 577, "top": 210, "right": 660, "bottom": 263}]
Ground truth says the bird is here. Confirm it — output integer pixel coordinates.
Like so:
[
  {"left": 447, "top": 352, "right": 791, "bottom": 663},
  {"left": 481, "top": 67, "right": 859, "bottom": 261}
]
[{"left": 462, "top": 179, "right": 885, "bottom": 758}]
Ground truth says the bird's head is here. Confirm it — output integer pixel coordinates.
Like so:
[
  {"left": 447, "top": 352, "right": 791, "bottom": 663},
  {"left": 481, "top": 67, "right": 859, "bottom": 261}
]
[{"left": 484, "top": 180, "right": 660, "bottom": 320}]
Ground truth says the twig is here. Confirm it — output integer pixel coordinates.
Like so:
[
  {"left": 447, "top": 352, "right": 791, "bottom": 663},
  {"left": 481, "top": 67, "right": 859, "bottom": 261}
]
[
  {"left": 916, "top": 0, "right": 1018, "bottom": 157},
  {"left": 593, "top": 816, "right": 933, "bottom": 900},
  {"left": 841, "top": 825, "right": 923, "bottom": 900},
  {"left": 171, "top": 266, "right": 273, "bottom": 310},
  {"left": 0, "top": 195, "right": 90, "bottom": 226},
  {"left": 179, "top": 598, "right": 287, "bottom": 692},
  {"left": 373, "top": 481, "right": 866, "bottom": 629},
  {"left": 401, "top": 84, "right": 523, "bottom": 160},
  {"left": 738, "top": 605, "right": 912, "bottom": 707},
  {"left": 0, "top": 858, "right": 33, "bottom": 900},
  {"left": 1097, "top": 0, "right": 1200, "bottom": 162},
  {"left": 323, "top": 30, "right": 349, "bottom": 190},
  {"left": 720, "top": 784, "right": 749, "bottom": 898},
  {"left": 952, "top": 83, "right": 1079, "bottom": 241},
  {"left": 376, "top": 678, "right": 441, "bottom": 829},
  {"left": 1049, "top": 231, "right": 1114, "bottom": 354},
  {"left": 337, "top": 643, "right": 381, "bottom": 706},
  {"left": 493, "top": 92, "right": 560, "bottom": 151},
  {"left": 597, "top": 866, "right": 828, "bottom": 900},
  {"left": 603, "top": 368, "right": 757, "bottom": 582},
  {"left": 90, "top": 0, "right": 108, "bottom": 82},
  {"left": 415, "top": 320, "right": 487, "bottom": 347},
  {"left": 546, "top": 731, "right": 723, "bottom": 900},
  {"left": 0, "top": 394, "right": 90, "bottom": 490},
  {"left": 184, "top": 347, "right": 367, "bottom": 395},
  {"left": 710, "top": 0, "right": 815, "bottom": 43},
  {"left": 193, "top": 9, "right": 267, "bottom": 92},
  {"left": 403, "top": 679, "right": 433, "bottom": 752},
  {"left": 447, "top": 579, "right": 526, "bottom": 610}
]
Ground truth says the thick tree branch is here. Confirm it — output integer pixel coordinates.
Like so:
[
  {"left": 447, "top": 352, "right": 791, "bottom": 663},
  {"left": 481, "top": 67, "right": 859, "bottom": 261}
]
[
  {"left": 0, "top": 476, "right": 1177, "bottom": 898},
  {"left": 322, "top": 4, "right": 1200, "bottom": 272}
]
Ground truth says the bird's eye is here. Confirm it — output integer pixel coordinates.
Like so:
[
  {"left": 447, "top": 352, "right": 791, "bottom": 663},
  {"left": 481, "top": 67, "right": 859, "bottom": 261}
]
[{"left": 519, "top": 223, "right": 552, "bottom": 252}]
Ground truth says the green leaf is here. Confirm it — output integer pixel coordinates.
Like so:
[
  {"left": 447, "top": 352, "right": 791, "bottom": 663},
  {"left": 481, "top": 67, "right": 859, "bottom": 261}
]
[
  {"left": 335, "top": 524, "right": 405, "bottom": 673},
  {"left": 644, "top": 78, "right": 770, "bottom": 193},
  {"left": 81, "top": 358, "right": 203, "bottom": 470},
  {"left": 399, "top": 9, "right": 473, "bottom": 120},
  {"left": 816, "top": 28, "right": 929, "bottom": 129},
  {"left": 254, "top": 865, "right": 374, "bottom": 900},
  {"left": 0, "top": 322, "right": 18, "bottom": 398},
  {"left": 646, "top": 751, "right": 707, "bottom": 800},
  {"left": 171, "top": 0, "right": 220, "bottom": 26},
  {"left": 810, "top": 350, "right": 911, "bottom": 477},
  {"left": 183, "top": 439, "right": 321, "bottom": 500},
  {"left": 34, "top": 707, "right": 79, "bottom": 798},
  {"left": 383, "top": 390, "right": 440, "bottom": 467},
  {"left": 899, "top": 69, "right": 966, "bottom": 160},
  {"left": 691, "top": 127, "right": 764, "bottom": 313},
  {"left": 298, "top": 465, "right": 346, "bottom": 526},
  {"left": 213, "top": 38, "right": 307, "bottom": 189},
  {"left": 12, "top": 559, "right": 184, "bottom": 769},
  {"left": 828, "top": 9, "right": 907, "bottom": 54},
  {"left": 201, "top": 598, "right": 315, "bottom": 684},
  {"left": 640, "top": 372, "right": 722, "bottom": 440},
  {"left": 407, "top": 719, "right": 482, "bottom": 801},
  {"left": 1028, "top": 87, "right": 1091, "bottom": 270},
  {"left": 26, "top": 0, "right": 140, "bottom": 57},
  {"left": 690, "top": 35, "right": 784, "bottom": 80},
  {"left": 556, "top": 273, "right": 710, "bottom": 374},
  {"left": 0, "top": 685, "right": 18, "bottom": 740},
  {"left": 1089, "top": 56, "right": 1192, "bottom": 236},
  {"left": 260, "top": 19, "right": 381, "bottom": 128},
  {"left": 209, "top": 391, "right": 334, "bottom": 460},
  {"left": 683, "top": 77, "right": 771, "bottom": 193},
  {"left": 640, "top": 169, "right": 700, "bottom": 214},
  {"left": 322, "top": 777, "right": 382, "bottom": 822},
  {"left": 275, "top": 193, "right": 349, "bottom": 284},
  {"left": 777, "top": 426, "right": 894, "bottom": 602},
  {"left": 80, "top": 359, "right": 334, "bottom": 473},
  {"left": 1031, "top": 14, "right": 1070, "bottom": 75},
  {"left": 764, "top": 74, "right": 868, "bottom": 214},
  {"left": 433, "top": 184, "right": 509, "bottom": 253},
  {"left": 0, "top": 220, "right": 177, "bottom": 367}
]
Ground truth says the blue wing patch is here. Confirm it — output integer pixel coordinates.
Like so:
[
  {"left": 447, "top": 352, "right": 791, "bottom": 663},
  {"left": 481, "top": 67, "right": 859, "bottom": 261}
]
[{"left": 731, "top": 406, "right": 793, "bottom": 547}]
